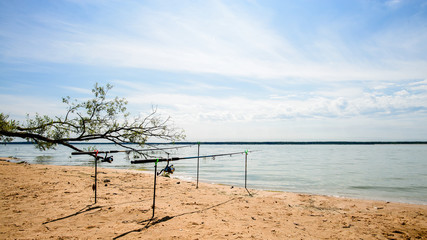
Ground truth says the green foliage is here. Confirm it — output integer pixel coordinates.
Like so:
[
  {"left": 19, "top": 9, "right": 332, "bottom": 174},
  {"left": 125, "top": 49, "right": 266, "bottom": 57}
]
[
  {"left": 0, "top": 113, "right": 17, "bottom": 143},
  {"left": 0, "top": 83, "right": 185, "bottom": 153}
]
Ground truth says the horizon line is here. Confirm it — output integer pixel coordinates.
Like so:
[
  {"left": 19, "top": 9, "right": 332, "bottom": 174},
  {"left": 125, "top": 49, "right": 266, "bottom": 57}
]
[{"left": 4, "top": 141, "right": 427, "bottom": 145}]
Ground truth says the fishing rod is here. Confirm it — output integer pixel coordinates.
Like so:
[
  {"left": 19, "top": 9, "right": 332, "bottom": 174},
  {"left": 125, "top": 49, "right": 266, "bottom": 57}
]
[
  {"left": 70, "top": 144, "right": 193, "bottom": 204},
  {"left": 71, "top": 145, "right": 194, "bottom": 155},
  {"left": 140, "top": 149, "right": 256, "bottom": 219},
  {"left": 130, "top": 150, "right": 256, "bottom": 164}
]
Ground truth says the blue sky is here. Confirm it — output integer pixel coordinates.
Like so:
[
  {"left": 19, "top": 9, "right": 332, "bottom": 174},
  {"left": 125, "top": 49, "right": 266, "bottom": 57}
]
[{"left": 1, "top": 0, "right": 427, "bottom": 141}]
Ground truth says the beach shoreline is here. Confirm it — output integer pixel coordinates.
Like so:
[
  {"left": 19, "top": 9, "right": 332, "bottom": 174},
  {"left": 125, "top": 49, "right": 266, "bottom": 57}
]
[{"left": 1, "top": 159, "right": 426, "bottom": 239}]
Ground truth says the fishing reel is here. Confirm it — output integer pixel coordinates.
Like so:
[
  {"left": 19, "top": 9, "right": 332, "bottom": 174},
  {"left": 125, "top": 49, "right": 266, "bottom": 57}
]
[
  {"left": 164, "top": 164, "right": 175, "bottom": 174},
  {"left": 101, "top": 155, "right": 113, "bottom": 163},
  {"left": 157, "top": 157, "right": 175, "bottom": 176},
  {"left": 99, "top": 153, "right": 113, "bottom": 163}
]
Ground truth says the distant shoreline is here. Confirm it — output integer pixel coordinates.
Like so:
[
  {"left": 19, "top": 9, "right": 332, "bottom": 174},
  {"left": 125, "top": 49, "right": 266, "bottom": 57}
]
[
  {"left": 4, "top": 141, "right": 427, "bottom": 145},
  {"left": 171, "top": 141, "right": 427, "bottom": 145}
]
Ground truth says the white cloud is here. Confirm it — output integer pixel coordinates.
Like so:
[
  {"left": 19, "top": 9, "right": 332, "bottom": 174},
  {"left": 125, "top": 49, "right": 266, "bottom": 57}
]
[
  {"left": 0, "top": 94, "right": 66, "bottom": 120},
  {"left": 408, "top": 79, "right": 427, "bottom": 91},
  {"left": 385, "top": 0, "right": 402, "bottom": 7},
  {"left": 2, "top": 1, "right": 426, "bottom": 82},
  {"left": 114, "top": 80, "right": 427, "bottom": 128},
  {"left": 409, "top": 79, "right": 427, "bottom": 86},
  {"left": 61, "top": 86, "right": 92, "bottom": 95}
]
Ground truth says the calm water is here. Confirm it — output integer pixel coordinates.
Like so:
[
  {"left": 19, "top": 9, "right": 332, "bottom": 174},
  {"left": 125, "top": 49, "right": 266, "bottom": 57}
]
[{"left": 1, "top": 144, "right": 426, "bottom": 204}]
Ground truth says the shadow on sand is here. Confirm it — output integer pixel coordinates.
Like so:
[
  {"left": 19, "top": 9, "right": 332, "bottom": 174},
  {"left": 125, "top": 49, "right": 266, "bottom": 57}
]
[
  {"left": 113, "top": 197, "right": 237, "bottom": 239},
  {"left": 42, "top": 198, "right": 152, "bottom": 225},
  {"left": 42, "top": 204, "right": 102, "bottom": 225}
]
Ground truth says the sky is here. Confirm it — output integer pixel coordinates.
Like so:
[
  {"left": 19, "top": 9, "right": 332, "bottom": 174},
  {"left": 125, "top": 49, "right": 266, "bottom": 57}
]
[{"left": 1, "top": 0, "right": 427, "bottom": 141}]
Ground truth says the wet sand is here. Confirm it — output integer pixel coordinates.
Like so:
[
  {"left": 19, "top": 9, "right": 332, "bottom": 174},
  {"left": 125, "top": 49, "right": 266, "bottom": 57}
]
[{"left": 0, "top": 158, "right": 426, "bottom": 239}]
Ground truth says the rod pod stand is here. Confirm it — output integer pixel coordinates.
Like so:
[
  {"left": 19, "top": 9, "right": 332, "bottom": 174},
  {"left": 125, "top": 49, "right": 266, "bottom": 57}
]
[
  {"left": 93, "top": 151, "right": 113, "bottom": 204},
  {"left": 152, "top": 159, "right": 159, "bottom": 219},
  {"left": 93, "top": 150, "right": 99, "bottom": 204},
  {"left": 245, "top": 150, "right": 252, "bottom": 197},
  {"left": 196, "top": 142, "right": 200, "bottom": 189}
]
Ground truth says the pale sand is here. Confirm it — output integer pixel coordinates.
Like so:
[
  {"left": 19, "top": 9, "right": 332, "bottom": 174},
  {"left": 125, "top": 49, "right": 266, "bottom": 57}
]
[{"left": 0, "top": 158, "right": 426, "bottom": 239}]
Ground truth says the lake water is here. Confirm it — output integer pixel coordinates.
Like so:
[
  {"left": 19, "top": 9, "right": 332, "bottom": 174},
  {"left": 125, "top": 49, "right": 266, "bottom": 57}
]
[{"left": 1, "top": 143, "right": 426, "bottom": 204}]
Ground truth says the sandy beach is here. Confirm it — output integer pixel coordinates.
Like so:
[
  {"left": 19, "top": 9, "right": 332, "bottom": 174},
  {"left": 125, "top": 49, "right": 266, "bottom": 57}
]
[{"left": 0, "top": 158, "right": 426, "bottom": 239}]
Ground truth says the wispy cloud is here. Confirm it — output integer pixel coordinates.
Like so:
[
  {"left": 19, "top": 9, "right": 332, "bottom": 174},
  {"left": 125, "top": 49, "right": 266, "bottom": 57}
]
[
  {"left": 1, "top": 1, "right": 426, "bottom": 81},
  {"left": 0, "top": 94, "right": 66, "bottom": 119},
  {"left": 61, "top": 86, "right": 92, "bottom": 95},
  {"left": 385, "top": 0, "right": 402, "bottom": 7}
]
